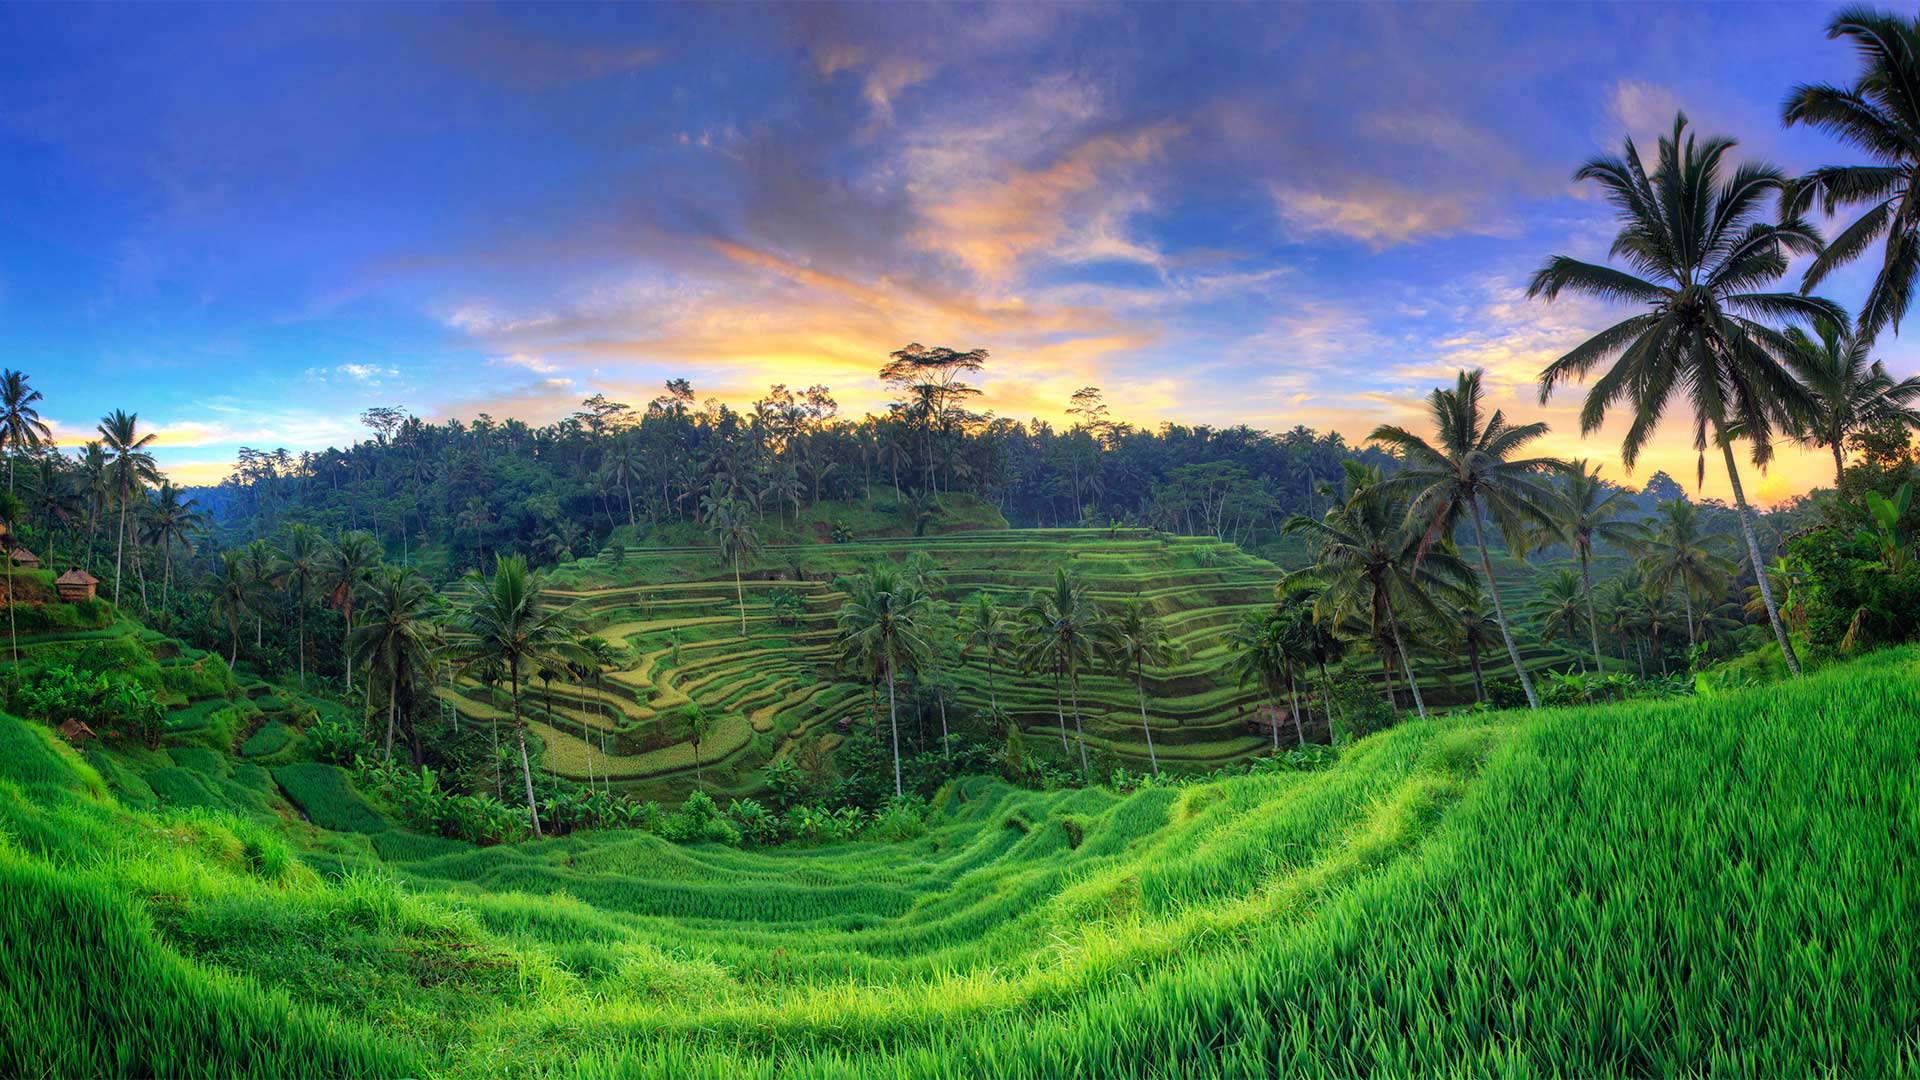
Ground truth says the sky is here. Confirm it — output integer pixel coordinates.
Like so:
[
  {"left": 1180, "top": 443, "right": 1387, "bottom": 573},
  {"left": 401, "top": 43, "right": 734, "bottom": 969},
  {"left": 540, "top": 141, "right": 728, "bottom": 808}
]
[{"left": 0, "top": 1, "right": 1902, "bottom": 501}]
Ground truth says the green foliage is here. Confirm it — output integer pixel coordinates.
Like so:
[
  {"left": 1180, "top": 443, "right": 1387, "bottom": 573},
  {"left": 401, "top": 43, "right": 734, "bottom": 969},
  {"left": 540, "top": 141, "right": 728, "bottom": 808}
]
[{"left": 270, "top": 763, "right": 388, "bottom": 833}]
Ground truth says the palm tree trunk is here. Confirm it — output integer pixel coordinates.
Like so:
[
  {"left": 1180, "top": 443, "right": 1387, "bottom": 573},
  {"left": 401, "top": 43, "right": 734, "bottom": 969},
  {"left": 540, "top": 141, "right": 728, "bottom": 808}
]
[
  {"left": 1134, "top": 669, "right": 1159, "bottom": 776},
  {"left": 1317, "top": 660, "right": 1344, "bottom": 730},
  {"left": 1265, "top": 686, "right": 1281, "bottom": 751},
  {"left": 1578, "top": 548, "right": 1605, "bottom": 673},
  {"left": 509, "top": 665, "right": 544, "bottom": 838},
  {"left": 1067, "top": 663, "right": 1089, "bottom": 780},
  {"left": 385, "top": 672, "right": 398, "bottom": 761},
  {"left": 297, "top": 602, "right": 306, "bottom": 689},
  {"left": 734, "top": 551, "right": 747, "bottom": 637},
  {"left": 1468, "top": 638, "right": 1486, "bottom": 702},
  {"left": 1718, "top": 430, "right": 1801, "bottom": 677},
  {"left": 1288, "top": 676, "right": 1306, "bottom": 748},
  {"left": 1470, "top": 495, "right": 1537, "bottom": 708},
  {"left": 1386, "top": 608, "right": 1427, "bottom": 721},
  {"left": 6, "top": 560, "right": 15, "bottom": 667},
  {"left": 1833, "top": 442, "right": 1847, "bottom": 488},
  {"left": 343, "top": 608, "right": 354, "bottom": 694},
  {"left": 1380, "top": 646, "right": 1399, "bottom": 715},
  {"left": 885, "top": 660, "right": 903, "bottom": 800},
  {"left": 113, "top": 494, "right": 127, "bottom": 606},
  {"left": 1681, "top": 586, "right": 1695, "bottom": 647},
  {"left": 936, "top": 679, "right": 950, "bottom": 759},
  {"left": 1052, "top": 671, "right": 1070, "bottom": 754}
]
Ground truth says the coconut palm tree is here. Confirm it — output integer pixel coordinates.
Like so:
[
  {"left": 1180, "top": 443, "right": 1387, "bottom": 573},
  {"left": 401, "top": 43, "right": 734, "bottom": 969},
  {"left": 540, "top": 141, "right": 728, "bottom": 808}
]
[
  {"left": 323, "top": 531, "right": 383, "bottom": 695},
  {"left": 1447, "top": 596, "right": 1502, "bottom": 703},
  {"left": 1783, "top": 7, "right": 1920, "bottom": 339},
  {"left": 1108, "top": 598, "right": 1173, "bottom": 775},
  {"left": 349, "top": 566, "right": 439, "bottom": 764},
  {"left": 958, "top": 591, "right": 1012, "bottom": 725},
  {"left": 141, "top": 482, "right": 203, "bottom": 611},
  {"left": 97, "top": 410, "right": 159, "bottom": 607},
  {"left": 1528, "top": 569, "right": 1588, "bottom": 665},
  {"left": 0, "top": 370, "right": 50, "bottom": 496},
  {"left": 1230, "top": 611, "right": 1312, "bottom": 750},
  {"left": 0, "top": 491, "right": 21, "bottom": 665},
  {"left": 1284, "top": 463, "right": 1475, "bottom": 721},
  {"left": 835, "top": 566, "right": 931, "bottom": 799},
  {"left": 275, "top": 525, "right": 323, "bottom": 689},
  {"left": 602, "top": 437, "right": 643, "bottom": 526},
  {"left": 1529, "top": 114, "right": 1840, "bottom": 678},
  {"left": 446, "top": 554, "right": 580, "bottom": 838},
  {"left": 1780, "top": 320, "right": 1920, "bottom": 484},
  {"left": 1555, "top": 461, "right": 1641, "bottom": 670},
  {"left": 677, "top": 704, "right": 716, "bottom": 789},
  {"left": 1634, "top": 500, "right": 1737, "bottom": 647},
  {"left": 706, "top": 497, "right": 759, "bottom": 637},
  {"left": 1018, "top": 568, "right": 1107, "bottom": 780},
  {"left": 212, "top": 550, "right": 251, "bottom": 668},
  {"left": 237, "top": 540, "right": 280, "bottom": 651},
  {"left": 571, "top": 635, "right": 620, "bottom": 791},
  {"left": 1369, "top": 369, "right": 1568, "bottom": 709}
]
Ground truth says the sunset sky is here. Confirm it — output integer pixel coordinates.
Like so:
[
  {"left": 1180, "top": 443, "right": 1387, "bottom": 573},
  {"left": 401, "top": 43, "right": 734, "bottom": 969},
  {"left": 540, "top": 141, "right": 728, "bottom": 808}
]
[{"left": 0, "top": 2, "right": 1899, "bottom": 501}]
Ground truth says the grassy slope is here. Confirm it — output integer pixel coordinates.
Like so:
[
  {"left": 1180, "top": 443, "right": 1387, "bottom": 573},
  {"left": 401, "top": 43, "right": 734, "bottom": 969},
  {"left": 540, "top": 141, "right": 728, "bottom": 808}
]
[{"left": 5, "top": 649, "right": 1920, "bottom": 1076}]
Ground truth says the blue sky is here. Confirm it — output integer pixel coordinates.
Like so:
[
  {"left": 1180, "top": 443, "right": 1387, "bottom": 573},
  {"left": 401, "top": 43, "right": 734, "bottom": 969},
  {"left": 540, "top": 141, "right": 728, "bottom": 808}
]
[{"left": 0, "top": 1, "right": 1895, "bottom": 500}]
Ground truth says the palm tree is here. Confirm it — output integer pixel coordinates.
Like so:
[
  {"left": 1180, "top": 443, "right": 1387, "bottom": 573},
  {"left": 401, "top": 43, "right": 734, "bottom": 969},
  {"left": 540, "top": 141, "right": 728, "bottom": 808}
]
[
  {"left": 1528, "top": 569, "right": 1588, "bottom": 666},
  {"left": 1634, "top": 499, "right": 1736, "bottom": 647},
  {"left": 1555, "top": 461, "right": 1640, "bottom": 670},
  {"left": 1109, "top": 598, "right": 1173, "bottom": 775},
  {"left": 1782, "top": 7, "right": 1920, "bottom": 339},
  {"left": 958, "top": 591, "right": 1012, "bottom": 725},
  {"left": 603, "top": 438, "right": 643, "bottom": 526},
  {"left": 1781, "top": 320, "right": 1920, "bottom": 484},
  {"left": 677, "top": 704, "right": 716, "bottom": 788},
  {"left": 1228, "top": 612, "right": 1301, "bottom": 751},
  {"left": 1369, "top": 369, "right": 1567, "bottom": 708},
  {"left": 0, "top": 491, "right": 21, "bottom": 665},
  {"left": 706, "top": 497, "right": 759, "bottom": 637},
  {"left": 1447, "top": 597, "right": 1502, "bottom": 703},
  {"left": 237, "top": 540, "right": 280, "bottom": 650},
  {"left": 275, "top": 525, "right": 323, "bottom": 689},
  {"left": 1284, "top": 463, "right": 1475, "bottom": 720},
  {"left": 212, "top": 550, "right": 251, "bottom": 668},
  {"left": 323, "top": 531, "right": 383, "bottom": 695},
  {"left": 0, "top": 370, "right": 50, "bottom": 496},
  {"left": 142, "top": 482, "right": 203, "bottom": 610},
  {"left": 835, "top": 566, "right": 931, "bottom": 799},
  {"left": 1529, "top": 114, "right": 1840, "bottom": 678},
  {"left": 349, "top": 566, "right": 439, "bottom": 764},
  {"left": 97, "top": 410, "right": 159, "bottom": 607},
  {"left": 446, "top": 554, "right": 579, "bottom": 838},
  {"left": 1018, "top": 568, "right": 1107, "bottom": 780},
  {"left": 571, "top": 635, "right": 620, "bottom": 791}
]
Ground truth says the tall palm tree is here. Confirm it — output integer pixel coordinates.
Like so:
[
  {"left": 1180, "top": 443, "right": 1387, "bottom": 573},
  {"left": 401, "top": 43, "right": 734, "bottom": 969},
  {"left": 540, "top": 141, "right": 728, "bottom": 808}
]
[
  {"left": 0, "top": 491, "right": 21, "bottom": 665},
  {"left": 1529, "top": 113, "right": 1840, "bottom": 678},
  {"left": 212, "top": 550, "right": 251, "bottom": 668},
  {"left": 1780, "top": 320, "right": 1920, "bottom": 484},
  {"left": 706, "top": 497, "right": 759, "bottom": 637},
  {"left": 571, "top": 635, "right": 620, "bottom": 791},
  {"left": 275, "top": 525, "right": 323, "bottom": 689},
  {"left": 1228, "top": 613, "right": 1287, "bottom": 750},
  {"left": 1018, "top": 568, "right": 1107, "bottom": 780},
  {"left": 97, "top": 410, "right": 159, "bottom": 607},
  {"left": 1109, "top": 598, "right": 1173, "bottom": 775},
  {"left": 446, "top": 554, "right": 579, "bottom": 838},
  {"left": 0, "top": 370, "right": 50, "bottom": 496},
  {"left": 1782, "top": 7, "right": 1920, "bottom": 339},
  {"left": 1369, "top": 369, "right": 1568, "bottom": 708},
  {"left": 677, "top": 704, "right": 716, "bottom": 789},
  {"left": 958, "top": 591, "right": 1012, "bottom": 725},
  {"left": 237, "top": 540, "right": 280, "bottom": 650},
  {"left": 602, "top": 437, "right": 643, "bottom": 526},
  {"left": 1447, "top": 597, "right": 1502, "bottom": 703},
  {"left": 142, "top": 482, "right": 203, "bottom": 610},
  {"left": 1284, "top": 463, "right": 1475, "bottom": 720},
  {"left": 1555, "top": 460, "right": 1641, "bottom": 670},
  {"left": 836, "top": 566, "right": 931, "bottom": 799},
  {"left": 1634, "top": 499, "right": 1737, "bottom": 647},
  {"left": 349, "top": 567, "right": 439, "bottom": 764},
  {"left": 323, "top": 530, "right": 383, "bottom": 695}
]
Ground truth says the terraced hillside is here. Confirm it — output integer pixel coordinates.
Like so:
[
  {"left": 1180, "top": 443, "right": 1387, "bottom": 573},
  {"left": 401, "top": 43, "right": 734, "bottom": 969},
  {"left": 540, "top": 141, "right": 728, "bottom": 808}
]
[
  {"left": 7, "top": 649, "right": 1920, "bottom": 1077},
  {"left": 433, "top": 530, "right": 1286, "bottom": 793},
  {"left": 437, "top": 528, "right": 1596, "bottom": 795}
]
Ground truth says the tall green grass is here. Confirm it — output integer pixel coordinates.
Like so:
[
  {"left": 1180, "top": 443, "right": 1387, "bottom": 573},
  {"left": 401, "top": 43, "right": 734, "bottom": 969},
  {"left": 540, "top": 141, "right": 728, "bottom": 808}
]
[{"left": 4, "top": 650, "right": 1920, "bottom": 1076}]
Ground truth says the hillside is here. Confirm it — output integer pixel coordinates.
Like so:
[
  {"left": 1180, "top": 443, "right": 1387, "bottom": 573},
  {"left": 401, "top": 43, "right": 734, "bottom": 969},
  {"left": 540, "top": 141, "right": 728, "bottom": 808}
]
[
  {"left": 433, "top": 527, "right": 1598, "bottom": 797},
  {"left": 4, "top": 648, "right": 1918, "bottom": 1076}
]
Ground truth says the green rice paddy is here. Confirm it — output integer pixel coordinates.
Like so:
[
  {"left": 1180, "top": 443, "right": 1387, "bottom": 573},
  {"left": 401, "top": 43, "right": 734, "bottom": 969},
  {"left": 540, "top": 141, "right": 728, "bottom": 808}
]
[{"left": 4, "top": 646, "right": 1918, "bottom": 1076}]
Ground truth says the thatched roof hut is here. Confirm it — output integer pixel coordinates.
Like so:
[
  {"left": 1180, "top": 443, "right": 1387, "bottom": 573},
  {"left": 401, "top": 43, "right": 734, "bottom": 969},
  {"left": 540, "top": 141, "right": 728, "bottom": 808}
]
[
  {"left": 59, "top": 718, "right": 97, "bottom": 745},
  {"left": 8, "top": 547, "right": 39, "bottom": 568},
  {"left": 55, "top": 568, "right": 99, "bottom": 602}
]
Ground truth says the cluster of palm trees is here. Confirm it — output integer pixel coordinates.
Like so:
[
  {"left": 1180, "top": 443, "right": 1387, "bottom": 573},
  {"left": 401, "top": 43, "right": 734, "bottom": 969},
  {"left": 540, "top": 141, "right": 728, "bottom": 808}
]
[{"left": 835, "top": 561, "right": 1178, "bottom": 796}]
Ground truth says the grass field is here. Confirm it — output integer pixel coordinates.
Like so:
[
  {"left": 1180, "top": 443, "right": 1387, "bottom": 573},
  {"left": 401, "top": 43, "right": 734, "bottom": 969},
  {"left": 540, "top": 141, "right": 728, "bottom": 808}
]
[{"left": 4, "top": 647, "right": 1919, "bottom": 1076}]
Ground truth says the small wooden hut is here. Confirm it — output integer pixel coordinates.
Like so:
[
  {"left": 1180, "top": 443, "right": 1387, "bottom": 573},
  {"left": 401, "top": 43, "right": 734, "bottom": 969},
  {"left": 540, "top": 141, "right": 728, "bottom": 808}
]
[
  {"left": 55, "top": 568, "right": 99, "bottom": 602},
  {"left": 58, "top": 718, "right": 97, "bottom": 746},
  {"left": 8, "top": 546, "right": 39, "bottom": 569}
]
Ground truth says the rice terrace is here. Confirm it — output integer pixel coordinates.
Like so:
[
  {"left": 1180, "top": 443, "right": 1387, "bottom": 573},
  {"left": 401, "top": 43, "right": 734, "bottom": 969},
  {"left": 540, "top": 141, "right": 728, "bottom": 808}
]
[{"left": 8, "top": 3, "right": 1920, "bottom": 1078}]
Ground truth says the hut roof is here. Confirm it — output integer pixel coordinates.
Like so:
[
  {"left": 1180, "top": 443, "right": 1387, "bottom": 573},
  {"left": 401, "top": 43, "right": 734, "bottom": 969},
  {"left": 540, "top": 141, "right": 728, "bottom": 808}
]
[
  {"left": 9, "top": 547, "right": 39, "bottom": 564},
  {"left": 58, "top": 718, "right": 97, "bottom": 743},
  {"left": 56, "top": 569, "right": 100, "bottom": 586}
]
